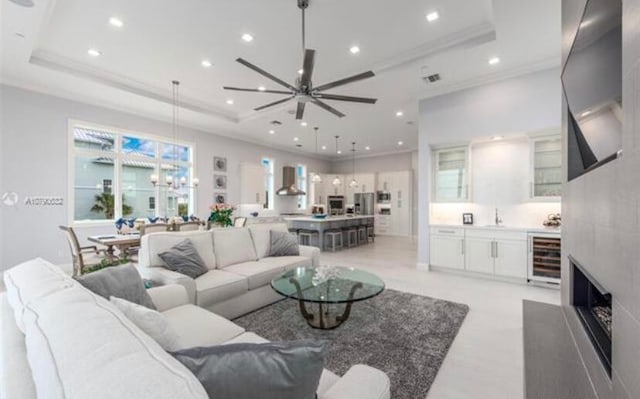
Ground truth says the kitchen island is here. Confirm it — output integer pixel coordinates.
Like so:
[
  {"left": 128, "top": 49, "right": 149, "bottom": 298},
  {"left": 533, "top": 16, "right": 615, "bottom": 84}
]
[{"left": 284, "top": 215, "right": 374, "bottom": 251}]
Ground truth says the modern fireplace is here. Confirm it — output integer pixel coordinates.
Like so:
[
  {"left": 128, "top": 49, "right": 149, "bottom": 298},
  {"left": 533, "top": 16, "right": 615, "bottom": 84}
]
[{"left": 570, "top": 256, "right": 612, "bottom": 376}]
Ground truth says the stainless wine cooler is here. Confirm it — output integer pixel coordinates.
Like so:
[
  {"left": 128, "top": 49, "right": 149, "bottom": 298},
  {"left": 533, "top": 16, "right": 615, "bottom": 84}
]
[{"left": 528, "top": 233, "right": 561, "bottom": 285}]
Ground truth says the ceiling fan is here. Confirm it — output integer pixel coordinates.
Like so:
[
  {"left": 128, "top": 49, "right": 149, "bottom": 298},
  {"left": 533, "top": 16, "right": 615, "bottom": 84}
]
[{"left": 223, "top": 0, "right": 377, "bottom": 119}]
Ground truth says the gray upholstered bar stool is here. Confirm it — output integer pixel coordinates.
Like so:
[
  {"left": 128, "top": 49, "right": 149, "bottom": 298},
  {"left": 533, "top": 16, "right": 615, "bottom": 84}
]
[
  {"left": 343, "top": 227, "right": 358, "bottom": 248},
  {"left": 298, "top": 229, "right": 319, "bottom": 247},
  {"left": 324, "top": 229, "right": 344, "bottom": 252},
  {"left": 357, "top": 226, "right": 368, "bottom": 245}
]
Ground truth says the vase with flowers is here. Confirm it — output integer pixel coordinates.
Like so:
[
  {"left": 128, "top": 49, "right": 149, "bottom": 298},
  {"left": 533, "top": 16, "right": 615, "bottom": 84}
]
[{"left": 208, "top": 203, "right": 235, "bottom": 227}]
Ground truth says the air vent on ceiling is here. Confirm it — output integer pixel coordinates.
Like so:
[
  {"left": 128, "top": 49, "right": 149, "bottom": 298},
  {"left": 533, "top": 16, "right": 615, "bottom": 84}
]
[
  {"left": 270, "top": 120, "right": 283, "bottom": 125},
  {"left": 422, "top": 73, "right": 441, "bottom": 84}
]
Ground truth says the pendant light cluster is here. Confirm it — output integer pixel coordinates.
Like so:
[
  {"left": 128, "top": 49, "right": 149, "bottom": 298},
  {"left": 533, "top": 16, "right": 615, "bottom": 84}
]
[
  {"left": 332, "top": 135, "right": 342, "bottom": 186},
  {"left": 348, "top": 142, "right": 358, "bottom": 188},
  {"left": 150, "top": 81, "right": 199, "bottom": 191}
]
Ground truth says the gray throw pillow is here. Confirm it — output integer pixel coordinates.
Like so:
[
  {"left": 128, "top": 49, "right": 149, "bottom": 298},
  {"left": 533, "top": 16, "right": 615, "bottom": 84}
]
[
  {"left": 172, "top": 340, "right": 328, "bottom": 399},
  {"left": 158, "top": 239, "right": 208, "bottom": 279},
  {"left": 270, "top": 230, "right": 300, "bottom": 257},
  {"left": 75, "top": 264, "right": 156, "bottom": 310}
]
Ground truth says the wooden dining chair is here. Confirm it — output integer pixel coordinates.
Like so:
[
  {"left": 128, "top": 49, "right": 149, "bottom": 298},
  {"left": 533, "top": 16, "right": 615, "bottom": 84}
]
[
  {"left": 139, "top": 223, "right": 170, "bottom": 236},
  {"left": 174, "top": 221, "right": 201, "bottom": 231},
  {"left": 233, "top": 217, "right": 247, "bottom": 228},
  {"left": 58, "top": 225, "right": 112, "bottom": 276}
]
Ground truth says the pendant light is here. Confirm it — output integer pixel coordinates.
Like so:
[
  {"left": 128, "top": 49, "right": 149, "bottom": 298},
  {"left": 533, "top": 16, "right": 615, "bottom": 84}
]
[
  {"left": 348, "top": 142, "right": 358, "bottom": 188},
  {"left": 311, "top": 127, "right": 323, "bottom": 183},
  {"left": 332, "top": 135, "right": 342, "bottom": 186}
]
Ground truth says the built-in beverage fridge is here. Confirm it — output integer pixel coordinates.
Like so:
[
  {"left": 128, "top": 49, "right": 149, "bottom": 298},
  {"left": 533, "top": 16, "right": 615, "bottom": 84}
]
[{"left": 527, "top": 233, "right": 561, "bottom": 285}]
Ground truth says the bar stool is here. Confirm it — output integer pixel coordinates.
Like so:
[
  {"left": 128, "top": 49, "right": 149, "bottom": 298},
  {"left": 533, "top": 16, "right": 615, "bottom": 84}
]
[
  {"left": 357, "top": 226, "right": 368, "bottom": 245},
  {"left": 343, "top": 227, "right": 358, "bottom": 248},
  {"left": 367, "top": 226, "right": 375, "bottom": 243},
  {"left": 298, "top": 229, "right": 319, "bottom": 247},
  {"left": 324, "top": 230, "right": 343, "bottom": 252}
]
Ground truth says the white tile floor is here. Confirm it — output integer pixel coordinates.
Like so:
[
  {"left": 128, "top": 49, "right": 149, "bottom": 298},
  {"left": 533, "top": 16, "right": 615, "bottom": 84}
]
[{"left": 321, "top": 236, "right": 560, "bottom": 399}]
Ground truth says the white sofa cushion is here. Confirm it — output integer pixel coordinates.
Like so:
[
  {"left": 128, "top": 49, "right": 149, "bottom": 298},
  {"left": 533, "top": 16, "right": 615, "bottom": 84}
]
[
  {"left": 142, "top": 231, "right": 216, "bottom": 270},
  {"left": 162, "top": 304, "right": 245, "bottom": 349},
  {"left": 21, "top": 284, "right": 208, "bottom": 399},
  {"left": 213, "top": 228, "right": 258, "bottom": 267},
  {"left": 195, "top": 269, "right": 249, "bottom": 306},
  {"left": 110, "top": 296, "right": 181, "bottom": 352},
  {"left": 3, "top": 258, "right": 74, "bottom": 333},
  {"left": 223, "top": 261, "right": 286, "bottom": 290},
  {"left": 259, "top": 256, "right": 311, "bottom": 271},
  {"left": 248, "top": 223, "right": 289, "bottom": 259}
]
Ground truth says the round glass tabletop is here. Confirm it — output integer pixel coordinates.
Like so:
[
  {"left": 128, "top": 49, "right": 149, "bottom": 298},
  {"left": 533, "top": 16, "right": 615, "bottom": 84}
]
[{"left": 271, "top": 266, "right": 385, "bottom": 304}]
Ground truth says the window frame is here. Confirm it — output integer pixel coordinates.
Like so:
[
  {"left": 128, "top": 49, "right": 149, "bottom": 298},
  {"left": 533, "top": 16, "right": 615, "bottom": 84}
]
[
  {"left": 68, "top": 119, "right": 197, "bottom": 226},
  {"left": 262, "top": 157, "right": 275, "bottom": 210},
  {"left": 297, "top": 164, "right": 308, "bottom": 209}
]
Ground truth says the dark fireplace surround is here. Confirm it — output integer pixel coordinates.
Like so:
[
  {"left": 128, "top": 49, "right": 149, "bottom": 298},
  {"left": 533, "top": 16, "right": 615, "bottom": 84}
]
[{"left": 570, "top": 256, "right": 612, "bottom": 376}]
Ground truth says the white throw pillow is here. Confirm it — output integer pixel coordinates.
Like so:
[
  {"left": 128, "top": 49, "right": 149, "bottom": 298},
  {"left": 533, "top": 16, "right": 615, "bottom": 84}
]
[{"left": 110, "top": 296, "right": 181, "bottom": 352}]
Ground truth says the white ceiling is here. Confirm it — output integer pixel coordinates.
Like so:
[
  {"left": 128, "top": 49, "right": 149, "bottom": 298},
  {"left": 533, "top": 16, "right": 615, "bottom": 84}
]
[{"left": 0, "top": 0, "right": 560, "bottom": 160}]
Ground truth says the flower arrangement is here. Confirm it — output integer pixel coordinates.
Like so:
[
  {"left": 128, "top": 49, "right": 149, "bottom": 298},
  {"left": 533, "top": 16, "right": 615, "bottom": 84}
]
[{"left": 208, "top": 203, "right": 236, "bottom": 227}]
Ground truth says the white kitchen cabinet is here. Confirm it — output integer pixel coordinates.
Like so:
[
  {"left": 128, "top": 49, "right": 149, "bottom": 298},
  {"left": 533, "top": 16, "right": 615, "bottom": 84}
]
[
  {"left": 464, "top": 238, "right": 495, "bottom": 274},
  {"left": 494, "top": 239, "right": 528, "bottom": 278},
  {"left": 429, "top": 227, "right": 465, "bottom": 269},
  {"left": 240, "top": 163, "right": 266, "bottom": 205},
  {"left": 530, "top": 135, "right": 562, "bottom": 199},
  {"left": 432, "top": 146, "right": 470, "bottom": 202},
  {"left": 324, "top": 174, "right": 344, "bottom": 197},
  {"left": 310, "top": 177, "right": 326, "bottom": 205},
  {"left": 357, "top": 173, "right": 375, "bottom": 193},
  {"left": 374, "top": 214, "right": 391, "bottom": 235}
]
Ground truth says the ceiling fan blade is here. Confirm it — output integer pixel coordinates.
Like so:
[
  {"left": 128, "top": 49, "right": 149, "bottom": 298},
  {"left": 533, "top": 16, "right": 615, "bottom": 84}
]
[
  {"left": 254, "top": 96, "right": 295, "bottom": 111},
  {"left": 310, "top": 99, "right": 346, "bottom": 118},
  {"left": 223, "top": 86, "right": 292, "bottom": 95},
  {"left": 315, "top": 93, "right": 378, "bottom": 104},
  {"left": 295, "top": 102, "right": 306, "bottom": 120},
  {"left": 300, "top": 49, "right": 316, "bottom": 88},
  {"left": 314, "top": 70, "right": 375, "bottom": 92},
  {"left": 236, "top": 58, "right": 297, "bottom": 91}
]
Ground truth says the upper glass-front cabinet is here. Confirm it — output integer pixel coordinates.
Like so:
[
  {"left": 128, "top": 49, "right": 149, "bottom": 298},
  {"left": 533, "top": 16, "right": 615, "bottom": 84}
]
[
  {"left": 433, "top": 146, "right": 470, "bottom": 202},
  {"left": 531, "top": 136, "right": 562, "bottom": 199}
]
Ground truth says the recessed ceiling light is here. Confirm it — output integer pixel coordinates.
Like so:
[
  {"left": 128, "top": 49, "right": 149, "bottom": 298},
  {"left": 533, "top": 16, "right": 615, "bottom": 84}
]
[
  {"left": 242, "top": 33, "right": 254, "bottom": 42},
  {"left": 226, "top": 99, "right": 234, "bottom": 105},
  {"left": 397, "top": 141, "right": 404, "bottom": 146},
  {"left": 349, "top": 46, "right": 360, "bottom": 55},
  {"left": 321, "top": 145, "right": 327, "bottom": 150},
  {"left": 293, "top": 137, "right": 299, "bottom": 142},
  {"left": 201, "top": 60, "right": 212, "bottom": 68},
  {"left": 491, "top": 135, "right": 504, "bottom": 141},
  {"left": 300, "top": 121, "right": 307, "bottom": 127},
  {"left": 269, "top": 130, "right": 275, "bottom": 135},
  {"left": 109, "top": 17, "right": 123, "bottom": 28},
  {"left": 488, "top": 57, "right": 501, "bottom": 65},
  {"left": 298, "top": 69, "right": 304, "bottom": 75},
  {"left": 426, "top": 11, "right": 439, "bottom": 22},
  {"left": 257, "top": 86, "right": 266, "bottom": 92},
  {"left": 87, "top": 48, "right": 102, "bottom": 57},
  {"left": 365, "top": 146, "right": 371, "bottom": 151},
  {"left": 395, "top": 111, "right": 404, "bottom": 117},
  {"left": 337, "top": 150, "right": 342, "bottom": 154}
]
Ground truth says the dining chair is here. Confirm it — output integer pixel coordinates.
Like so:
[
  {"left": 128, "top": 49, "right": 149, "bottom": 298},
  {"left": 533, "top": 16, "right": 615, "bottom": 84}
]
[
  {"left": 139, "top": 223, "right": 170, "bottom": 236},
  {"left": 58, "top": 225, "right": 112, "bottom": 276},
  {"left": 233, "top": 217, "right": 247, "bottom": 228},
  {"left": 174, "top": 221, "right": 201, "bottom": 231}
]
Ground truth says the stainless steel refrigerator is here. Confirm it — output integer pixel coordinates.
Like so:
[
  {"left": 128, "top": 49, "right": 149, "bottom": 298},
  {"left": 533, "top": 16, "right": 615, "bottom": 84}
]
[{"left": 354, "top": 193, "right": 375, "bottom": 215}]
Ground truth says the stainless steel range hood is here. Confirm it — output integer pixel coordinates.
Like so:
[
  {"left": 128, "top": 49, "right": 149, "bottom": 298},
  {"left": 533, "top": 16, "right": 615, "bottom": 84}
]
[{"left": 276, "top": 166, "right": 306, "bottom": 196}]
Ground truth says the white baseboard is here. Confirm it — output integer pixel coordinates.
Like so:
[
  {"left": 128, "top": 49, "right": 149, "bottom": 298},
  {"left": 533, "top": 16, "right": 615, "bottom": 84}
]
[{"left": 416, "top": 262, "right": 430, "bottom": 271}]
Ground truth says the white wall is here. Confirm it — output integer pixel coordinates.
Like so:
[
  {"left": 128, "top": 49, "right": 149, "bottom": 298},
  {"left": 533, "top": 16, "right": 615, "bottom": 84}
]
[
  {"left": 0, "top": 84, "right": 330, "bottom": 270},
  {"left": 330, "top": 151, "right": 414, "bottom": 174},
  {"left": 418, "top": 68, "right": 562, "bottom": 264}
]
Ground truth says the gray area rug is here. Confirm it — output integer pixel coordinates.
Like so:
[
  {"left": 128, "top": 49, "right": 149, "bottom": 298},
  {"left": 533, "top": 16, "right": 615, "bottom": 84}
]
[{"left": 234, "top": 289, "right": 469, "bottom": 398}]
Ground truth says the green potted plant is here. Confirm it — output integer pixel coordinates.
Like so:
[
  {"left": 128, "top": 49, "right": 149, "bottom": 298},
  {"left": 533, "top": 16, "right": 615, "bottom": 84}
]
[{"left": 208, "top": 203, "right": 235, "bottom": 227}]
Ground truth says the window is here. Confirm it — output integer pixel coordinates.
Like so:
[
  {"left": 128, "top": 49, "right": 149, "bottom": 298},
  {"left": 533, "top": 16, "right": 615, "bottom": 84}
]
[
  {"left": 433, "top": 146, "right": 469, "bottom": 202},
  {"left": 71, "top": 122, "right": 196, "bottom": 223},
  {"left": 297, "top": 164, "right": 307, "bottom": 209},
  {"left": 262, "top": 158, "right": 274, "bottom": 210}
]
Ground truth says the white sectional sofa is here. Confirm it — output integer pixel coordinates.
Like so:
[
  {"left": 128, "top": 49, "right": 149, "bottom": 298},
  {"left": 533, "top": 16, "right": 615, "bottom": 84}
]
[
  {"left": 138, "top": 223, "right": 320, "bottom": 319},
  {"left": 1, "top": 258, "right": 391, "bottom": 399}
]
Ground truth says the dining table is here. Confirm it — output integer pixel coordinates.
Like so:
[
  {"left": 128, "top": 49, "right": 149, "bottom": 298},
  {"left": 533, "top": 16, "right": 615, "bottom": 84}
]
[{"left": 88, "top": 233, "right": 141, "bottom": 260}]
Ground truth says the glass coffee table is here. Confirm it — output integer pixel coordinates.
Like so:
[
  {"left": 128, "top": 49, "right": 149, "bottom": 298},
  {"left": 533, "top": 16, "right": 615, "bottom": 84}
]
[{"left": 271, "top": 266, "right": 385, "bottom": 330}]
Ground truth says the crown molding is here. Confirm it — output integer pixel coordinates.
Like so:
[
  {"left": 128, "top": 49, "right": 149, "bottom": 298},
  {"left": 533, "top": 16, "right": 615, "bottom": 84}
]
[{"left": 414, "top": 56, "right": 561, "bottom": 101}]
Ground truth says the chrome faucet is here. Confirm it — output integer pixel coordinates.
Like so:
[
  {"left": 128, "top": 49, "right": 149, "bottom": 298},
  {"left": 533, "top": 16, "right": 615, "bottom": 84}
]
[{"left": 495, "top": 208, "right": 503, "bottom": 226}]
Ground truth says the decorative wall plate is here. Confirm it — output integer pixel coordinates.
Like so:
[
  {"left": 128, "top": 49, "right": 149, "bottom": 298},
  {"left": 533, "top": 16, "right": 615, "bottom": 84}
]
[
  {"left": 214, "top": 157, "right": 227, "bottom": 172},
  {"left": 214, "top": 192, "right": 226, "bottom": 204},
  {"left": 214, "top": 175, "right": 227, "bottom": 189}
]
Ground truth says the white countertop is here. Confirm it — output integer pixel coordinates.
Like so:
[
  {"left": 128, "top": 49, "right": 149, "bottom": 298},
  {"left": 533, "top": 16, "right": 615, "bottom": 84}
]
[
  {"left": 430, "top": 223, "right": 561, "bottom": 234},
  {"left": 284, "top": 215, "right": 374, "bottom": 223}
]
